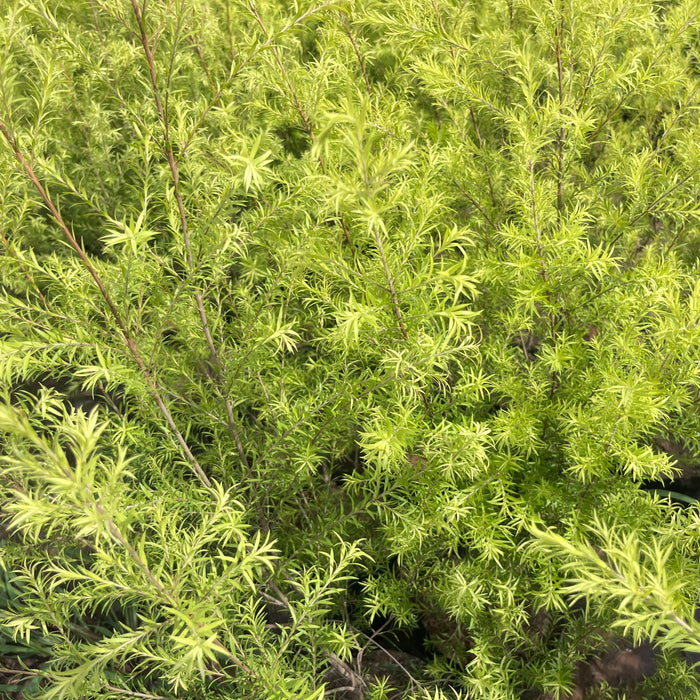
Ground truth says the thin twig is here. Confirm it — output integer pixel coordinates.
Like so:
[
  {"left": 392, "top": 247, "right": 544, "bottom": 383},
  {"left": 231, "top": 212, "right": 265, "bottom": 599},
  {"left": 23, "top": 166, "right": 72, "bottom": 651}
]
[
  {"left": 0, "top": 228, "right": 48, "bottom": 307},
  {"left": 555, "top": 15, "right": 566, "bottom": 218},
  {"left": 372, "top": 224, "right": 409, "bottom": 341},
  {"left": 103, "top": 686, "right": 172, "bottom": 700},
  {"left": 340, "top": 13, "right": 372, "bottom": 95},
  {"left": 468, "top": 105, "right": 497, "bottom": 209},
  {"left": 452, "top": 178, "right": 498, "bottom": 232},
  {"left": 0, "top": 119, "right": 211, "bottom": 488},
  {"left": 130, "top": 0, "right": 248, "bottom": 473},
  {"left": 528, "top": 160, "right": 547, "bottom": 283},
  {"left": 249, "top": 2, "right": 362, "bottom": 271},
  {"left": 587, "top": 16, "right": 696, "bottom": 144},
  {"left": 607, "top": 165, "right": 700, "bottom": 249}
]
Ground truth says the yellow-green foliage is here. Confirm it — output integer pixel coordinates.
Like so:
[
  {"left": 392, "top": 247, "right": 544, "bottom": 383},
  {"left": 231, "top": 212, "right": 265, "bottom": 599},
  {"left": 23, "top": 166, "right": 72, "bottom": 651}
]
[{"left": 1, "top": 0, "right": 700, "bottom": 698}]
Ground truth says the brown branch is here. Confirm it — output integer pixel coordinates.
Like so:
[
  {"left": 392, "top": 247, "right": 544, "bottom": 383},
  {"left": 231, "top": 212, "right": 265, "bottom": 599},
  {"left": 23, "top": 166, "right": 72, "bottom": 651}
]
[
  {"left": 339, "top": 217, "right": 361, "bottom": 268},
  {"left": 529, "top": 160, "right": 557, "bottom": 345},
  {"left": 528, "top": 160, "right": 546, "bottom": 283},
  {"left": 555, "top": 18, "right": 566, "bottom": 217},
  {"left": 1, "top": 121, "right": 129, "bottom": 337},
  {"left": 130, "top": 0, "right": 250, "bottom": 474},
  {"left": 340, "top": 13, "right": 372, "bottom": 95},
  {"left": 0, "top": 119, "right": 211, "bottom": 488},
  {"left": 187, "top": 22, "right": 214, "bottom": 90},
  {"left": 87, "top": 1, "right": 106, "bottom": 45},
  {"left": 372, "top": 224, "right": 408, "bottom": 341}
]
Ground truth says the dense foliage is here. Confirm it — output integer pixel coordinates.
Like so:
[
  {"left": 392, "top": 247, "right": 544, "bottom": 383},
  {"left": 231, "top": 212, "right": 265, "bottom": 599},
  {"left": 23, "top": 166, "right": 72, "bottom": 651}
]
[{"left": 1, "top": 0, "right": 700, "bottom": 697}]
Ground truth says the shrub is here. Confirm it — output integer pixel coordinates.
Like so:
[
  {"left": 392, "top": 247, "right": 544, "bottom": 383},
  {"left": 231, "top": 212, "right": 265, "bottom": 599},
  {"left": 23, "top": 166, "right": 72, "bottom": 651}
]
[{"left": 1, "top": 0, "right": 700, "bottom": 698}]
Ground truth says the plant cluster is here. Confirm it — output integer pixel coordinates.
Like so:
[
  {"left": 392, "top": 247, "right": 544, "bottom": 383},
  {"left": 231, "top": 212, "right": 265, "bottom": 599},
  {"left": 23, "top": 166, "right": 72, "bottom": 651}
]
[{"left": 1, "top": 0, "right": 700, "bottom": 698}]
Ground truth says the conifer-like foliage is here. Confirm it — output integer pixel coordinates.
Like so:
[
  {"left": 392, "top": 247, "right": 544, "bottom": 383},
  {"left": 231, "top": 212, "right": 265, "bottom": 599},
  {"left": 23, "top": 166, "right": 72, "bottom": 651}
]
[{"left": 1, "top": 0, "right": 700, "bottom": 697}]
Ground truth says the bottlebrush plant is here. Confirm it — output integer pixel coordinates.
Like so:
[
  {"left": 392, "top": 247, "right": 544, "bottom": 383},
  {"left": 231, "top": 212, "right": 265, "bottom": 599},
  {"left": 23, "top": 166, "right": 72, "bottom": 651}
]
[{"left": 1, "top": 0, "right": 700, "bottom": 698}]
